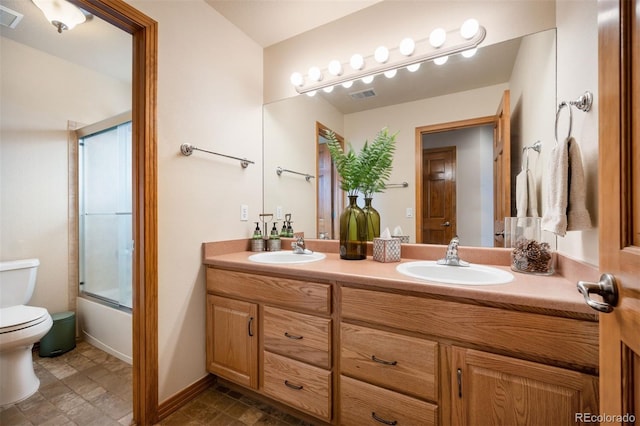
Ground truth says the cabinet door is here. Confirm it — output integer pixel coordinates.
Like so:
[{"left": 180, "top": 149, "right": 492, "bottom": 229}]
[
  {"left": 451, "top": 347, "right": 598, "bottom": 426},
  {"left": 206, "top": 295, "right": 258, "bottom": 389}
]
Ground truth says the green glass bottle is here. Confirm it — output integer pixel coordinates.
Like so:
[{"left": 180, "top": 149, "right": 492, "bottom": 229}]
[
  {"left": 339, "top": 195, "right": 367, "bottom": 260},
  {"left": 362, "top": 197, "right": 380, "bottom": 241}
]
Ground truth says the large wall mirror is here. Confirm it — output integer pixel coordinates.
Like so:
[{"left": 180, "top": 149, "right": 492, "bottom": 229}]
[{"left": 264, "top": 29, "right": 556, "bottom": 247}]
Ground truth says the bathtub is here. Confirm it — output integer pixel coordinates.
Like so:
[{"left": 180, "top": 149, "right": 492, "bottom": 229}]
[{"left": 77, "top": 296, "right": 132, "bottom": 364}]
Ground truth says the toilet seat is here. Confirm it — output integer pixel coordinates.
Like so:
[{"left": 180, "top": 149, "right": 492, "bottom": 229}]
[{"left": 0, "top": 305, "right": 49, "bottom": 334}]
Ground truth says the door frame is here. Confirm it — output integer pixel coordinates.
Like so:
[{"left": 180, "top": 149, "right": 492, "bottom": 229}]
[
  {"left": 316, "top": 122, "right": 343, "bottom": 239},
  {"left": 415, "top": 116, "right": 495, "bottom": 243},
  {"left": 72, "top": 1, "right": 158, "bottom": 424}
]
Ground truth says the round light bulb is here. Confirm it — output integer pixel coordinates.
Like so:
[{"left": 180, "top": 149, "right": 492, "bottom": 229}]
[
  {"left": 290, "top": 72, "right": 304, "bottom": 87},
  {"left": 328, "top": 60, "right": 343, "bottom": 76},
  {"left": 434, "top": 56, "right": 448, "bottom": 65},
  {"left": 460, "top": 18, "right": 479, "bottom": 39},
  {"left": 399, "top": 37, "right": 415, "bottom": 56},
  {"left": 384, "top": 69, "right": 397, "bottom": 78},
  {"left": 461, "top": 48, "right": 477, "bottom": 58},
  {"left": 350, "top": 54, "right": 365, "bottom": 70},
  {"left": 342, "top": 81, "right": 354, "bottom": 89},
  {"left": 429, "top": 28, "right": 447, "bottom": 48},
  {"left": 306, "top": 90, "right": 317, "bottom": 97},
  {"left": 308, "top": 66, "right": 323, "bottom": 82},
  {"left": 407, "top": 63, "right": 421, "bottom": 72},
  {"left": 361, "top": 75, "right": 374, "bottom": 84},
  {"left": 374, "top": 46, "right": 389, "bottom": 63},
  {"left": 323, "top": 86, "right": 334, "bottom": 93}
]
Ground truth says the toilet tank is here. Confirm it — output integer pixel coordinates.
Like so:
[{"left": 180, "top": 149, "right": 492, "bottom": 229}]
[{"left": 0, "top": 258, "right": 40, "bottom": 308}]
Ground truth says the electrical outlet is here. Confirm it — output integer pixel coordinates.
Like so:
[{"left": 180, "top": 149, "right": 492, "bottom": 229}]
[
  {"left": 276, "top": 206, "right": 283, "bottom": 220},
  {"left": 406, "top": 207, "right": 413, "bottom": 218},
  {"left": 240, "top": 204, "right": 249, "bottom": 221}
]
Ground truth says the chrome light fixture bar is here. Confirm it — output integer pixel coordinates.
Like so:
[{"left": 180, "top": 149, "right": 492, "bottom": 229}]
[{"left": 292, "top": 21, "right": 486, "bottom": 95}]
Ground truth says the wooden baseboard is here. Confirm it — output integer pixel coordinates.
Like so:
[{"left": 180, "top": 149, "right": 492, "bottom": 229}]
[{"left": 157, "top": 374, "right": 217, "bottom": 421}]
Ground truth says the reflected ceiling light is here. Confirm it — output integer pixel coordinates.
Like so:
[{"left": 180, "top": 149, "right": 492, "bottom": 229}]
[
  {"left": 429, "top": 28, "right": 447, "bottom": 48},
  {"left": 460, "top": 18, "right": 479, "bottom": 39},
  {"left": 32, "top": 0, "right": 86, "bottom": 33},
  {"left": 289, "top": 19, "right": 486, "bottom": 94},
  {"left": 384, "top": 69, "right": 397, "bottom": 78},
  {"left": 308, "top": 66, "right": 323, "bottom": 82},
  {"left": 306, "top": 90, "right": 317, "bottom": 97},
  {"left": 374, "top": 46, "right": 389, "bottom": 63},
  {"left": 361, "top": 75, "right": 375, "bottom": 84},
  {"left": 323, "top": 86, "right": 334, "bottom": 93},
  {"left": 461, "top": 48, "right": 477, "bottom": 58},
  {"left": 434, "top": 56, "right": 448, "bottom": 65},
  {"left": 328, "top": 60, "right": 343, "bottom": 76},
  {"left": 350, "top": 54, "right": 365, "bottom": 70},
  {"left": 399, "top": 37, "right": 416, "bottom": 56}
]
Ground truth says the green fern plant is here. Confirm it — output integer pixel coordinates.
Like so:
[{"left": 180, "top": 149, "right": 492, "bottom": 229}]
[{"left": 324, "top": 127, "right": 397, "bottom": 197}]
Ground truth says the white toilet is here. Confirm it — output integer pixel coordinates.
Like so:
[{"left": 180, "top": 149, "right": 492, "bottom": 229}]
[{"left": 0, "top": 259, "right": 53, "bottom": 406}]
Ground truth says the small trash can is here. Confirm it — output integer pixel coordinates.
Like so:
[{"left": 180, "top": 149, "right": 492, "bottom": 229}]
[{"left": 39, "top": 311, "right": 76, "bottom": 357}]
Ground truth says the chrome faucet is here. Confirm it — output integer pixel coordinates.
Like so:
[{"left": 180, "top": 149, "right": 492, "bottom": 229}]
[
  {"left": 437, "top": 235, "right": 469, "bottom": 266},
  {"left": 291, "top": 236, "right": 308, "bottom": 254}
]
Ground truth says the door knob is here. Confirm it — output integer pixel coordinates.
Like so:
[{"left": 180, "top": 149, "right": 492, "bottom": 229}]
[
  {"left": 441, "top": 221, "right": 451, "bottom": 227},
  {"left": 577, "top": 273, "right": 618, "bottom": 313}
]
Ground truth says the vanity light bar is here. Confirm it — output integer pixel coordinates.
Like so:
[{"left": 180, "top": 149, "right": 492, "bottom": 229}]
[{"left": 291, "top": 22, "right": 486, "bottom": 95}]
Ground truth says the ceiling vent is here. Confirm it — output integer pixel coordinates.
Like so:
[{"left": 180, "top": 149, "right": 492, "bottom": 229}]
[
  {"left": 0, "top": 4, "right": 23, "bottom": 29},
  {"left": 350, "top": 89, "right": 377, "bottom": 100}
]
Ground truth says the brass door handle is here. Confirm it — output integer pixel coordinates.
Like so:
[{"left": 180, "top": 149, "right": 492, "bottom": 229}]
[
  {"left": 441, "top": 221, "right": 451, "bottom": 227},
  {"left": 577, "top": 273, "right": 618, "bottom": 313}
]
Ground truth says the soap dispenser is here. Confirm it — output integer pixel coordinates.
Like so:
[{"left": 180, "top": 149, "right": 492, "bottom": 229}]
[
  {"left": 267, "top": 222, "right": 281, "bottom": 252},
  {"left": 251, "top": 222, "right": 264, "bottom": 252}
]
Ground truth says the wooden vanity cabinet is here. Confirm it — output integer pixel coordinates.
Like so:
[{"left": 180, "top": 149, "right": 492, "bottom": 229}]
[
  {"left": 340, "top": 285, "right": 599, "bottom": 426},
  {"left": 206, "top": 267, "right": 333, "bottom": 423}
]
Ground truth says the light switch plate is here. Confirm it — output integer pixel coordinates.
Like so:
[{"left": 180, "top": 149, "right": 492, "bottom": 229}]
[
  {"left": 276, "top": 206, "right": 283, "bottom": 220},
  {"left": 240, "top": 204, "right": 249, "bottom": 221},
  {"left": 406, "top": 207, "right": 413, "bottom": 218}
]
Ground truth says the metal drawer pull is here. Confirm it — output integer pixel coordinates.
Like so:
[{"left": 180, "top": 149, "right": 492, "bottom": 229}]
[
  {"left": 248, "top": 317, "right": 254, "bottom": 337},
  {"left": 284, "top": 332, "right": 303, "bottom": 340},
  {"left": 577, "top": 273, "right": 618, "bottom": 313},
  {"left": 371, "top": 355, "right": 397, "bottom": 366},
  {"left": 284, "top": 380, "right": 303, "bottom": 390},
  {"left": 371, "top": 412, "right": 398, "bottom": 425},
  {"left": 457, "top": 368, "right": 462, "bottom": 398}
]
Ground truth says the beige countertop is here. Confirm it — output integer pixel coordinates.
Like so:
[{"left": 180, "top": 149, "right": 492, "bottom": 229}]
[{"left": 203, "top": 239, "right": 599, "bottom": 319}]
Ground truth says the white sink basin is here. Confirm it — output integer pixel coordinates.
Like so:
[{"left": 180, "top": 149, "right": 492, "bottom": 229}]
[
  {"left": 396, "top": 261, "right": 514, "bottom": 285},
  {"left": 248, "top": 250, "right": 326, "bottom": 264}
]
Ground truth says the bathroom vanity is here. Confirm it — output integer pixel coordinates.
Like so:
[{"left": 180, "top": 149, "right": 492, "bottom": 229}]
[{"left": 203, "top": 240, "right": 599, "bottom": 425}]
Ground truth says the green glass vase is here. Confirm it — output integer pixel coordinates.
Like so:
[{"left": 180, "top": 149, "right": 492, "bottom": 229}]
[
  {"left": 362, "top": 197, "right": 381, "bottom": 241},
  {"left": 339, "top": 195, "right": 367, "bottom": 260}
]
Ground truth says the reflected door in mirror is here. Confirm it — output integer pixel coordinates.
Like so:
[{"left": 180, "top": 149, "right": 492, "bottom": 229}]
[{"left": 422, "top": 147, "right": 456, "bottom": 244}]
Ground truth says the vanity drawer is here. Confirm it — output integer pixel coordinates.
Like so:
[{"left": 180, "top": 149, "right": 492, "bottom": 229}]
[
  {"left": 207, "top": 268, "right": 331, "bottom": 314},
  {"left": 340, "top": 375, "right": 437, "bottom": 426},
  {"left": 264, "top": 306, "right": 331, "bottom": 368},
  {"left": 341, "top": 322, "right": 437, "bottom": 401},
  {"left": 262, "top": 351, "right": 332, "bottom": 421}
]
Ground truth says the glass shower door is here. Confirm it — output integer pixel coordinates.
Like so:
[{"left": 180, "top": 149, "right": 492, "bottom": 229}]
[{"left": 79, "top": 121, "right": 132, "bottom": 309}]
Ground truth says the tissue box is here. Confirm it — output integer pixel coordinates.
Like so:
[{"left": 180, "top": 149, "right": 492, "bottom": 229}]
[
  {"left": 393, "top": 235, "right": 410, "bottom": 244},
  {"left": 373, "top": 238, "right": 401, "bottom": 263}
]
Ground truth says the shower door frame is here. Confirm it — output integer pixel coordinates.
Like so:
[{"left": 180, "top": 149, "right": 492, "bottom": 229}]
[{"left": 71, "top": 0, "right": 158, "bottom": 424}]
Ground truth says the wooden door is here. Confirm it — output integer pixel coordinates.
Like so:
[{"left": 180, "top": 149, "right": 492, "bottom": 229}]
[
  {"left": 597, "top": 0, "right": 640, "bottom": 420},
  {"left": 493, "top": 91, "right": 511, "bottom": 247},
  {"left": 421, "top": 147, "right": 456, "bottom": 244},
  {"left": 451, "top": 347, "right": 598, "bottom": 425},
  {"left": 206, "top": 295, "right": 258, "bottom": 389}
]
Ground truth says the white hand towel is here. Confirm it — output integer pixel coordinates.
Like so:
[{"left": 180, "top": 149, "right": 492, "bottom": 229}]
[
  {"left": 515, "top": 169, "right": 528, "bottom": 218},
  {"left": 542, "top": 138, "right": 569, "bottom": 236},
  {"left": 526, "top": 169, "right": 539, "bottom": 217},
  {"left": 567, "top": 138, "right": 592, "bottom": 231}
]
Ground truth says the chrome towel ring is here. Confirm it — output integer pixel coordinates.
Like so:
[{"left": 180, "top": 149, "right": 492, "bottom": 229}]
[{"left": 554, "top": 91, "right": 593, "bottom": 144}]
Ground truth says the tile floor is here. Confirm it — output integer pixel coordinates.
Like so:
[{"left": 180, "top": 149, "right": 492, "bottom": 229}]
[{"left": 0, "top": 341, "right": 312, "bottom": 425}]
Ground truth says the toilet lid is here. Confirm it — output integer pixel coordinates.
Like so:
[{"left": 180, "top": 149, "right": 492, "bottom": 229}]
[{"left": 0, "top": 305, "right": 49, "bottom": 333}]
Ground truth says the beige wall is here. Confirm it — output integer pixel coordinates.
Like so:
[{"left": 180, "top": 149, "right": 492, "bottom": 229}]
[{"left": 0, "top": 38, "right": 131, "bottom": 313}]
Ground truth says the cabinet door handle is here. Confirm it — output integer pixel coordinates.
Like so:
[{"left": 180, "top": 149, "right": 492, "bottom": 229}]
[
  {"left": 284, "top": 332, "right": 303, "bottom": 340},
  {"left": 371, "top": 355, "right": 397, "bottom": 366},
  {"left": 284, "top": 380, "right": 303, "bottom": 390},
  {"left": 248, "top": 317, "right": 254, "bottom": 337},
  {"left": 457, "top": 368, "right": 462, "bottom": 398},
  {"left": 371, "top": 412, "right": 398, "bottom": 425}
]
